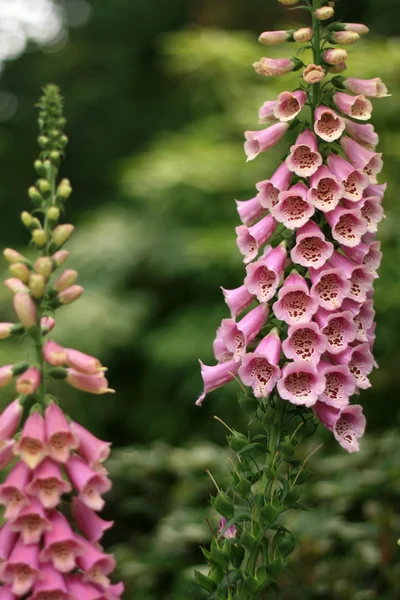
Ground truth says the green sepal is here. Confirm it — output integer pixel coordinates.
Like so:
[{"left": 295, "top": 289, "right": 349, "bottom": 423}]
[
  {"left": 260, "top": 503, "right": 279, "bottom": 525},
  {"left": 331, "top": 75, "right": 346, "bottom": 89},
  {"left": 209, "top": 543, "right": 230, "bottom": 570},
  {"left": 276, "top": 533, "right": 298, "bottom": 558},
  {"left": 47, "top": 367, "right": 68, "bottom": 380},
  {"left": 268, "top": 553, "right": 285, "bottom": 580},
  {"left": 240, "top": 529, "right": 258, "bottom": 551},
  {"left": 10, "top": 324, "right": 25, "bottom": 335},
  {"left": 234, "top": 476, "right": 252, "bottom": 499},
  {"left": 11, "top": 361, "right": 30, "bottom": 376},
  {"left": 228, "top": 431, "right": 249, "bottom": 452},
  {"left": 211, "top": 491, "right": 234, "bottom": 520},
  {"left": 194, "top": 570, "right": 218, "bottom": 593}
]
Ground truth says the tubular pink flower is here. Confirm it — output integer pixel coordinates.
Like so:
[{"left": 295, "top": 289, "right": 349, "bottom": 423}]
[
  {"left": 327, "top": 154, "right": 369, "bottom": 201},
  {"left": 70, "top": 421, "right": 111, "bottom": 466},
  {"left": 57, "top": 284, "right": 84, "bottom": 305},
  {"left": 43, "top": 339, "right": 68, "bottom": 366},
  {"left": 0, "top": 523, "right": 18, "bottom": 566},
  {"left": 66, "top": 349, "right": 104, "bottom": 375},
  {"left": 354, "top": 300, "right": 375, "bottom": 343},
  {"left": 314, "top": 308, "right": 357, "bottom": 354},
  {"left": 72, "top": 497, "right": 113, "bottom": 543},
  {"left": 309, "top": 267, "right": 351, "bottom": 311},
  {"left": 244, "top": 122, "right": 289, "bottom": 161},
  {"left": 65, "top": 454, "right": 111, "bottom": 511},
  {"left": 45, "top": 403, "right": 79, "bottom": 463},
  {"left": 277, "top": 361, "right": 326, "bottom": 407},
  {"left": 0, "top": 399, "right": 23, "bottom": 442},
  {"left": 344, "top": 119, "right": 379, "bottom": 147},
  {"left": 361, "top": 240, "right": 382, "bottom": 274},
  {"left": 221, "top": 285, "right": 254, "bottom": 319},
  {"left": 65, "top": 369, "right": 114, "bottom": 395},
  {"left": 307, "top": 165, "right": 344, "bottom": 212},
  {"left": 253, "top": 57, "right": 298, "bottom": 77},
  {"left": 316, "top": 361, "right": 357, "bottom": 408},
  {"left": 323, "top": 48, "right": 348, "bottom": 65},
  {"left": 9, "top": 497, "right": 52, "bottom": 545},
  {"left": 218, "top": 517, "right": 237, "bottom": 539},
  {"left": 256, "top": 162, "right": 292, "bottom": 210},
  {"left": 30, "top": 564, "right": 71, "bottom": 600},
  {"left": 238, "top": 329, "right": 281, "bottom": 398},
  {"left": 343, "top": 77, "right": 389, "bottom": 98},
  {"left": 0, "top": 538, "right": 40, "bottom": 596},
  {"left": 273, "top": 90, "right": 307, "bottom": 122},
  {"left": 314, "top": 105, "right": 345, "bottom": 142},
  {"left": 303, "top": 64, "right": 325, "bottom": 84},
  {"left": 66, "top": 574, "right": 122, "bottom": 600},
  {"left": 352, "top": 196, "right": 384, "bottom": 234},
  {"left": 235, "top": 196, "right": 265, "bottom": 226},
  {"left": 26, "top": 457, "right": 72, "bottom": 508},
  {"left": 15, "top": 366, "right": 41, "bottom": 396},
  {"left": 291, "top": 221, "right": 334, "bottom": 268},
  {"left": 0, "top": 443, "right": 16, "bottom": 471},
  {"left": 341, "top": 136, "right": 383, "bottom": 184},
  {"left": 333, "top": 342, "right": 374, "bottom": 390},
  {"left": 258, "top": 31, "right": 291, "bottom": 45},
  {"left": 76, "top": 537, "right": 116, "bottom": 589},
  {"left": 235, "top": 214, "right": 277, "bottom": 263},
  {"left": 332, "top": 31, "right": 360, "bottom": 44},
  {"left": 313, "top": 402, "right": 366, "bottom": 453},
  {"left": 333, "top": 92, "right": 372, "bottom": 120},
  {"left": 286, "top": 130, "right": 322, "bottom": 178},
  {"left": 258, "top": 101, "right": 277, "bottom": 124},
  {"left": 325, "top": 206, "right": 368, "bottom": 247},
  {"left": 282, "top": 322, "right": 326, "bottom": 364},
  {"left": 216, "top": 304, "right": 268, "bottom": 363},
  {"left": 244, "top": 243, "right": 287, "bottom": 303},
  {"left": 328, "top": 251, "right": 375, "bottom": 303},
  {"left": 273, "top": 182, "right": 315, "bottom": 229},
  {"left": 14, "top": 412, "right": 47, "bottom": 469},
  {"left": 40, "top": 510, "right": 84, "bottom": 572},
  {"left": 52, "top": 269, "right": 78, "bottom": 293},
  {"left": 196, "top": 359, "right": 240, "bottom": 406},
  {"left": 13, "top": 292, "right": 37, "bottom": 329},
  {"left": 273, "top": 272, "right": 318, "bottom": 325}
]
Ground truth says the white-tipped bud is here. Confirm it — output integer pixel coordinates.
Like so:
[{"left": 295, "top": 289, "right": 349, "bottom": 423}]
[
  {"left": 9, "top": 262, "right": 31, "bottom": 283},
  {"left": 316, "top": 6, "right": 334, "bottom": 20}
]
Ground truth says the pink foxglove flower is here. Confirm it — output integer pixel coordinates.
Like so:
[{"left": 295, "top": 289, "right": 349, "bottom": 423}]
[
  {"left": 282, "top": 322, "right": 326, "bottom": 364},
  {"left": 9, "top": 498, "right": 52, "bottom": 545},
  {"left": 291, "top": 221, "right": 333, "bottom": 269},
  {"left": 196, "top": 359, "right": 240, "bottom": 406},
  {"left": 235, "top": 214, "right": 277, "bottom": 263},
  {"left": 26, "top": 458, "right": 72, "bottom": 508},
  {"left": 30, "top": 564, "right": 71, "bottom": 600},
  {"left": 12, "top": 292, "right": 36, "bottom": 329},
  {"left": 244, "top": 122, "right": 289, "bottom": 161},
  {"left": 344, "top": 119, "right": 379, "bottom": 147},
  {"left": 76, "top": 536, "right": 116, "bottom": 588},
  {"left": 309, "top": 267, "right": 351, "bottom": 311},
  {"left": 314, "top": 403, "right": 366, "bottom": 453},
  {"left": 256, "top": 162, "right": 292, "bottom": 210},
  {"left": 323, "top": 48, "right": 348, "bottom": 65},
  {"left": 218, "top": 517, "right": 237, "bottom": 539},
  {"left": 314, "top": 309, "right": 357, "bottom": 354},
  {"left": 244, "top": 243, "right": 287, "bottom": 303},
  {"left": 0, "top": 538, "right": 40, "bottom": 595},
  {"left": 343, "top": 23, "right": 369, "bottom": 35},
  {"left": 258, "top": 31, "right": 291, "bottom": 45},
  {"left": 253, "top": 57, "right": 300, "bottom": 77},
  {"left": 325, "top": 206, "right": 368, "bottom": 247},
  {"left": 65, "top": 454, "right": 111, "bottom": 511},
  {"left": 238, "top": 329, "right": 281, "bottom": 398},
  {"left": 45, "top": 402, "right": 79, "bottom": 463},
  {"left": 327, "top": 154, "right": 369, "bottom": 201},
  {"left": 286, "top": 130, "right": 322, "bottom": 177},
  {"left": 15, "top": 366, "right": 41, "bottom": 396},
  {"left": 235, "top": 196, "right": 265, "bottom": 226},
  {"left": 333, "top": 91, "right": 373, "bottom": 120},
  {"left": 43, "top": 339, "right": 68, "bottom": 366},
  {"left": 333, "top": 342, "right": 375, "bottom": 390},
  {"left": 71, "top": 497, "right": 113, "bottom": 543},
  {"left": 14, "top": 412, "right": 47, "bottom": 469},
  {"left": 39, "top": 510, "right": 84, "bottom": 572},
  {"left": 303, "top": 64, "right": 325, "bottom": 84},
  {"left": 341, "top": 136, "right": 383, "bottom": 183},
  {"left": 70, "top": 421, "right": 111, "bottom": 466},
  {"left": 277, "top": 361, "right": 326, "bottom": 407},
  {"left": 214, "top": 304, "right": 268, "bottom": 363},
  {"left": 314, "top": 106, "right": 345, "bottom": 142},
  {"left": 273, "top": 182, "right": 315, "bottom": 229},
  {"left": 0, "top": 461, "right": 31, "bottom": 518},
  {"left": 316, "top": 361, "right": 357, "bottom": 409},
  {"left": 221, "top": 285, "right": 254, "bottom": 319},
  {"left": 273, "top": 272, "right": 319, "bottom": 325},
  {"left": 307, "top": 165, "right": 343, "bottom": 212},
  {"left": 343, "top": 77, "right": 389, "bottom": 97},
  {"left": 0, "top": 400, "right": 23, "bottom": 442},
  {"left": 273, "top": 90, "right": 307, "bottom": 122}
]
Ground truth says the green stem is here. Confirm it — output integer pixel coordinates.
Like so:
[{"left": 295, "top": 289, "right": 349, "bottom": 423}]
[{"left": 311, "top": 0, "right": 322, "bottom": 117}]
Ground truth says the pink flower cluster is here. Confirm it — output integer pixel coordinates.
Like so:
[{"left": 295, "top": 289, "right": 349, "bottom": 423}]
[
  {"left": 197, "top": 35, "right": 388, "bottom": 454},
  {"left": 0, "top": 398, "right": 123, "bottom": 599}
]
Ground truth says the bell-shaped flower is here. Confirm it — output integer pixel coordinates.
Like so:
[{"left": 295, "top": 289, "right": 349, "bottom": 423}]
[
  {"left": 65, "top": 349, "right": 105, "bottom": 375},
  {"left": 9, "top": 497, "right": 52, "bottom": 545},
  {"left": 325, "top": 206, "right": 368, "bottom": 247},
  {"left": 277, "top": 361, "right": 326, "bottom": 407},
  {"left": 286, "top": 130, "right": 322, "bottom": 177},
  {"left": 253, "top": 57, "right": 300, "bottom": 77},
  {"left": 333, "top": 92, "right": 373, "bottom": 120},
  {"left": 327, "top": 154, "right": 369, "bottom": 201},
  {"left": 235, "top": 196, "right": 265, "bottom": 226},
  {"left": 218, "top": 517, "right": 237, "bottom": 539},
  {"left": 0, "top": 523, "right": 18, "bottom": 566},
  {"left": 13, "top": 411, "right": 47, "bottom": 469},
  {"left": 72, "top": 497, "right": 113, "bottom": 543},
  {"left": 15, "top": 367, "right": 40, "bottom": 396},
  {"left": 273, "top": 182, "right": 314, "bottom": 229},
  {"left": 341, "top": 136, "right": 383, "bottom": 184},
  {"left": 354, "top": 300, "right": 375, "bottom": 343},
  {"left": 323, "top": 48, "right": 348, "bottom": 65},
  {"left": 314, "top": 308, "right": 357, "bottom": 354},
  {"left": 70, "top": 421, "right": 111, "bottom": 466},
  {"left": 273, "top": 90, "right": 307, "bottom": 122},
  {"left": 65, "top": 370, "right": 114, "bottom": 395},
  {"left": 235, "top": 214, "right": 277, "bottom": 263},
  {"left": 76, "top": 537, "right": 116, "bottom": 589},
  {"left": 332, "top": 342, "right": 375, "bottom": 390},
  {"left": 26, "top": 457, "right": 71, "bottom": 508},
  {"left": 221, "top": 285, "right": 254, "bottom": 319},
  {"left": 30, "top": 564, "right": 71, "bottom": 600},
  {"left": 214, "top": 304, "right": 268, "bottom": 363},
  {"left": 238, "top": 329, "right": 281, "bottom": 398},
  {"left": 313, "top": 402, "right": 366, "bottom": 453},
  {"left": 0, "top": 538, "right": 40, "bottom": 596},
  {"left": 256, "top": 162, "right": 292, "bottom": 210},
  {"left": 328, "top": 251, "right": 374, "bottom": 303},
  {"left": 258, "top": 100, "right": 277, "bottom": 123},
  {"left": 196, "top": 359, "right": 240, "bottom": 406},
  {"left": 282, "top": 322, "right": 326, "bottom": 364},
  {"left": 273, "top": 272, "right": 319, "bottom": 325},
  {"left": 244, "top": 243, "right": 287, "bottom": 303},
  {"left": 365, "top": 182, "right": 386, "bottom": 199},
  {"left": 66, "top": 573, "right": 119, "bottom": 600},
  {"left": 0, "top": 399, "right": 23, "bottom": 443},
  {"left": 314, "top": 105, "right": 345, "bottom": 142},
  {"left": 0, "top": 461, "right": 31, "bottom": 518},
  {"left": 317, "top": 361, "right": 357, "bottom": 409},
  {"left": 361, "top": 241, "right": 382, "bottom": 275},
  {"left": 344, "top": 119, "right": 379, "bottom": 147},
  {"left": 65, "top": 455, "right": 111, "bottom": 511},
  {"left": 343, "top": 77, "right": 389, "bottom": 98},
  {"left": 40, "top": 510, "right": 85, "bottom": 572},
  {"left": 307, "top": 165, "right": 344, "bottom": 212},
  {"left": 45, "top": 403, "right": 79, "bottom": 464},
  {"left": 309, "top": 267, "right": 351, "bottom": 311},
  {"left": 291, "top": 221, "right": 334, "bottom": 269},
  {"left": 244, "top": 122, "right": 289, "bottom": 161},
  {"left": 43, "top": 340, "right": 68, "bottom": 366}
]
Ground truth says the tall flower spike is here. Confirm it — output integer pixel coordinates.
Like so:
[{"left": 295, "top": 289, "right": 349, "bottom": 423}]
[
  {"left": 196, "top": 4, "right": 387, "bottom": 597},
  {"left": 0, "top": 85, "right": 122, "bottom": 600}
]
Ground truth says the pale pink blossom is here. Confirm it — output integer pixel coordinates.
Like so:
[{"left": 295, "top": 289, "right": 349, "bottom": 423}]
[
  {"left": 238, "top": 329, "right": 281, "bottom": 398},
  {"left": 13, "top": 292, "right": 36, "bottom": 329},
  {"left": 70, "top": 421, "right": 111, "bottom": 466},
  {"left": 4, "top": 278, "right": 28, "bottom": 294},
  {"left": 235, "top": 214, "right": 277, "bottom": 263},
  {"left": 65, "top": 369, "right": 114, "bottom": 395},
  {"left": 235, "top": 196, "right": 265, "bottom": 226},
  {"left": 282, "top": 322, "right": 326, "bottom": 363},
  {"left": 313, "top": 402, "right": 366, "bottom": 453},
  {"left": 45, "top": 403, "right": 79, "bottom": 464},
  {"left": 30, "top": 564, "right": 71, "bottom": 600},
  {"left": 344, "top": 119, "right": 379, "bottom": 147},
  {"left": 286, "top": 130, "right": 322, "bottom": 178},
  {"left": 57, "top": 284, "right": 84, "bottom": 305},
  {"left": 244, "top": 122, "right": 289, "bottom": 161},
  {"left": 354, "top": 300, "right": 375, "bottom": 343},
  {"left": 316, "top": 361, "right": 357, "bottom": 409},
  {"left": 0, "top": 538, "right": 40, "bottom": 595},
  {"left": 9, "top": 498, "right": 52, "bottom": 545},
  {"left": 66, "top": 349, "right": 104, "bottom": 375},
  {"left": 325, "top": 206, "right": 368, "bottom": 247},
  {"left": 0, "top": 523, "right": 17, "bottom": 566},
  {"left": 26, "top": 458, "right": 71, "bottom": 508},
  {"left": 15, "top": 366, "right": 41, "bottom": 396},
  {"left": 333, "top": 92, "right": 372, "bottom": 120},
  {"left": 314, "top": 105, "right": 345, "bottom": 142},
  {"left": 76, "top": 536, "right": 116, "bottom": 588},
  {"left": 332, "top": 31, "right": 360, "bottom": 44},
  {"left": 293, "top": 28, "right": 313, "bottom": 43},
  {"left": 214, "top": 304, "right": 268, "bottom": 363},
  {"left": 291, "top": 221, "right": 334, "bottom": 269},
  {"left": 343, "top": 23, "right": 369, "bottom": 35},
  {"left": 244, "top": 243, "right": 287, "bottom": 303},
  {"left": 277, "top": 361, "right": 326, "bottom": 407},
  {"left": 314, "top": 308, "right": 357, "bottom": 354},
  {"left": 309, "top": 267, "right": 351, "bottom": 311},
  {"left": 303, "top": 64, "right": 325, "bottom": 84},
  {"left": 43, "top": 339, "right": 67, "bottom": 366},
  {"left": 258, "top": 101, "right": 277, "bottom": 123},
  {"left": 307, "top": 165, "right": 344, "bottom": 212},
  {"left": 343, "top": 77, "right": 389, "bottom": 97},
  {"left": 65, "top": 455, "right": 111, "bottom": 511},
  {"left": 196, "top": 359, "right": 240, "bottom": 406},
  {"left": 258, "top": 30, "right": 291, "bottom": 46},
  {"left": 0, "top": 399, "right": 23, "bottom": 442},
  {"left": 256, "top": 162, "right": 292, "bottom": 210},
  {"left": 253, "top": 57, "right": 299, "bottom": 77},
  {"left": 273, "top": 90, "right": 307, "bottom": 122},
  {"left": 218, "top": 517, "right": 237, "bottom": 539},
  {"left": 273, "top": 182, "right": 315, "bottom": 229},
  {"left": 326, "top": 154, "right": 369, "bottom": 201},
  {"left": 13, "top": 412, "right": 47, "bottom": 469},
  {"left": 72, "top": 497, "right": 113, "bottom": 543},
  {"left": 273, "top": 272, "right": 319, "bottom": 325},
  {"left": 221, "top": 285, "right": 254, "bottom": 319},
  {"left": 333, "top": 342, "right": 374, "bottom": 390},
  {"left": 341, "top": 136, "right": 383, "bottom": 183},
  {"left": 328, "top": 250, "right": 375, "bottom": 303},
  {"left": 323, "top": 48, "right": 348, "bottom": 65},
  {"left": 40, "top": 510, "right": 84, "bottom": 572}
]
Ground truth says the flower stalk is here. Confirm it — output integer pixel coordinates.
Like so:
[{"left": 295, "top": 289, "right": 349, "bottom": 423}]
[{"left": 196, "top": 1, "right": 387, "bottom": 597}]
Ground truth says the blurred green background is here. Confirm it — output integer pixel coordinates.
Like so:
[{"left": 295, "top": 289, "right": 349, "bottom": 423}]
[{"left": 0, "top": 0, "right": 399, "bottom": 598}]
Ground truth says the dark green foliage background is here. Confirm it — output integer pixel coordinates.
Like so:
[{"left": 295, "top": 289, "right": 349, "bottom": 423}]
[{"left": 0, "top": 0, "right": 399, "bottom": 598}]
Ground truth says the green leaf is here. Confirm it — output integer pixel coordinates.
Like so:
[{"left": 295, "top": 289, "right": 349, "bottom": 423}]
[
  {"left": 212, "top": 491, "right": 234, "bottom": 520},
  {"left": 194, "top": 570, "right": 218, "bottom": 593}
]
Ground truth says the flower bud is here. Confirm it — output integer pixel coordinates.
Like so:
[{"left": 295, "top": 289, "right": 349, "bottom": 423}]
[
  {"left": 293, "top": 28, "right": 313, "bottom": 43},
  {"left": 332, "top": 31, "right": 360, "bottom": 44},
  {"left": 38, "top": 179, "right": 51, "bottom": 195},
  {"left": 57, "top": 179, "right": 72, "bottom": 200},
  {"left": 343, "top": 23, "right": 369, "bottom": 35},
  {"left": 38, "top": 135, "right": 50, "bottom": 148},
  {"left": 16, "top": 366, "right": 41, "bottom": 396},
  {"left": 34, "top": 257, "right": 53, "bottom": 279},
  {"left": 0, "top": 365, "right": 15, "bottom": 388},
  {"left": 47, "top": 206, "right": 60, "bottom": 224},
  {"left": 51, "top": 224, "right": 74, "bottom": 248},
  {"left": 3, "top": 248, "right": 26, "bottom": 264},
  {"left": 28, "top": 187, "right": 44, "bottom": 206},
  {"left": 34, "top": 160, "right": 47, "bottom": 176},
  {"left": 52, "top": 250, "right": 69, "bottom": 267},
  {"left": 0, "top": 323, "right": 17, "bottom": 340},
  {"left": 4, "top": 278, "right": 28, "bottom": 294},
  {"left": 32, "top": 229, "right": 49, "bottom": 248},
  {"left": 278, "top": 0, "right": 300, "bottom": 4},
  {"left": 258, "top": 31, "right": 291, "bottom": 46},
  {"left": 57, "top": 285, "right": 84, "bottom": 305},
  {"left": 52, "top": 269, "right": 78, "bottom": 292},
  {"left": 50, "top": 150, "right": 60, "bottom": 163},
  {"left": 253, "top": 57, "right": 302, "bottom": 77},
  {"left": 327, "top": 62, "right": 347, "bottom": 74},
  {"left": 66, "top": 369, "right": 114, "bottom": 395},
  {"left": 303, "top": 64, "right": 325, "bottom": 84},
  {"left": 21, "top": 211, "right": 40, "bottom": 230},
  {"left": 9, "top": 263, "right": 30, "bottom": 283},
  {"left": 43, "top": 340, "right": 68, "bottom": 367},
  {"left": 29, "top": 274, "right": 46, "bottom": 299},
  {"left": 41, "top": 316, "right": 55, "bottom": 335},
  {"left": 13, "top": 292, "right": 37, "bottom": 329},
  {"left": 323, "top": 48, "right": 348, "bottom": 65},
  {"left": 316, "top": 6, "right": 334, "bottom": 20}
]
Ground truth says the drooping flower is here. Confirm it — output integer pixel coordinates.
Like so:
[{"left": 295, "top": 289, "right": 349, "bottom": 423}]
[
  {"left": 314, "top": 105, "right": 345, "bottom": 142},
  {"left": 333, "top": 91, "right": 373, "bottom": 120},
  {"left": 238, "top": 329, "right": 281, "bottom": 398},
  {"left": 244, "top": 122, "right": 289, "bottom": 161},
  {"left": 277, "top": 361, "right": 326, "bottom": 407},
  {"left": 286, "top": 130, "right": 322, "bottom": 178},
  {"left": 343, "top": 77, "right": 389, "bottom": 97}
]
